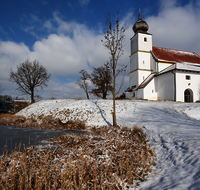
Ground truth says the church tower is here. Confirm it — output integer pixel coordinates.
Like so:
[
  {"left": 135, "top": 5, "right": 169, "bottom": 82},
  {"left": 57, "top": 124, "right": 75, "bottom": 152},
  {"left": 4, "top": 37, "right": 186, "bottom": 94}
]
[{"left": 129, "top": 8, "right": 152, "bottom": 91}]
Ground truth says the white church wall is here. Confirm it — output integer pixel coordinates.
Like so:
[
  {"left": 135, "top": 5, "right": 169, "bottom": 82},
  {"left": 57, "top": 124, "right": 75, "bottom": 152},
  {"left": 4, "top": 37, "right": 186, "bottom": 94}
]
[
  {"left": 157, "top": 72, "right": 174, "bottom": 101},
  {"left": 138, "top": 70, "right": 152, "bottom": 86},
  {"left": 176, "top": 72, "right": 200, "bottom": 102},
  {"left": 129, "top": 71, "right": 138, "bottom": 88},
  {"left": 138, "top": 52, "right": 151, "bottom": 70},
  {"left": 158, "top": 63, "right": 173, "bottom": 72},
  {"left": 136, "top": 88, "right": 144, "bottom": 99},
  {"left": 125, "top": 92, "right": 135, "bottom": 99},
  {"left": 150, "top": 54, "right": 156, "bottom": 72},
  {"left": 130, "top": 35, "right": 138, "bottom": 55},
  {"left": 138, "top": 33, "right": 152, "bottom": 52},
  {"left": 143, "top": 78, "right": 158, "bottom": 100},
  {"left": 130, "top": 54, "right": 138, "bottom": 72},
  {"left": 130, "top": 33, "right": 152, "bottom": 55}
]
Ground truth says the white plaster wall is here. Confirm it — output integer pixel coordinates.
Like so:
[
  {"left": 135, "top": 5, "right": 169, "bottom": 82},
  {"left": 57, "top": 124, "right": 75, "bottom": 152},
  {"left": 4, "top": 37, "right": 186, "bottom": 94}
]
[
  {"left": 143, "top": 78, "right": 158, "bottom": 100},
  {"left": 176, "top": 72, "right": 200, "bottom": 102},
  {"left": 150, "top": 54, "right": 156, "bottom": 72},
  {"left": 138, "top": 33, "right": 152, "bottom": 52},
  {"left": 129, "top": 72, "right": 138, "bottom": 88},
  {"left": 130, "top": 35, "right": 138, "bottom": 55},
  {"left": 138, "top": 52, "right": 151, "bottom": 70},
  {"left": 138, "top": 70, "right": 152, "bottom": 86},
  {"left": 125, "top": 92, "right": 134, "bottom": 99},
  {"left": 130, "top": 54, "right": 138, "bottom": 72},
  {"left": 130, "top": 70, "right": 152, "bottom": 89},
  {"left": 157, "top": 72, "right": 174, "bottom": 101},
  {"left": 158, "top": 63, "right": 172, "bottom": 72},
  {"left": 136, "top": 88, "right": 144, "bottom": 99}
]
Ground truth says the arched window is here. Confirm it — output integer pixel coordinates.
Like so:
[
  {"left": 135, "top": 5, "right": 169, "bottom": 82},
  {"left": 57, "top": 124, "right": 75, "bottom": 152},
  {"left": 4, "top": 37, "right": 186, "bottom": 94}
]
[{"left": 184, "top": 89, "right": 193, "bottom": 102}]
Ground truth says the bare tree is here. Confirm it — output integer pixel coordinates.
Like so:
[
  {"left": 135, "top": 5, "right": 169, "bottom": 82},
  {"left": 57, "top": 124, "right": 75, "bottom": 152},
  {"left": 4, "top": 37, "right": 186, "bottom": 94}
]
[
  {"left": 76, "top": 69, "right": 90, "bottom": 99},
  {"left": 9, "top": 59, "right": 51, "bottom": 103},
  {"left": 101, "top": 10, "right": 126, "bottom": 126},
  {"left": 91, "top": 62, "right": 113, "bottom": 99},
  {"left": 110, "top": 62, "right": 127, "bottom": 97}
]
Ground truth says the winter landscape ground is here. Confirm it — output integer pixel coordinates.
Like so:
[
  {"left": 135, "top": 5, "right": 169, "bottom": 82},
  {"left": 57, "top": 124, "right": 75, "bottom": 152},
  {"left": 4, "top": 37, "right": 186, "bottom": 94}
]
[
  {"left": 1, "top": 99, "right": 200, "bottom": 189},
  {"left": 14, "top": 99, "right": 200, "bottom": 189}
]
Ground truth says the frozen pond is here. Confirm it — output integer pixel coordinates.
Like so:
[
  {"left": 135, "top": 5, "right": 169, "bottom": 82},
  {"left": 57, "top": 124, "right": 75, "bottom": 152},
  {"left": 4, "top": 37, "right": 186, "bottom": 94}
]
[{"left": 0, "top": 125, "right": 86, "bottom": 154}]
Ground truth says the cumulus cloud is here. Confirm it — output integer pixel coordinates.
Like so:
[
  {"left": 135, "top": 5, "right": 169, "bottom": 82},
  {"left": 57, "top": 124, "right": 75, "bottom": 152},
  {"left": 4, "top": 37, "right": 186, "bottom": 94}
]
[
  {"left": 146, "top": 0, "right": 200, "bottom": 54},
  {"left": 1, "top": 1, "right": 200, "bottom": 99},
  {"left": 0, "top": 13, "right": 112, "bottom": 99}
]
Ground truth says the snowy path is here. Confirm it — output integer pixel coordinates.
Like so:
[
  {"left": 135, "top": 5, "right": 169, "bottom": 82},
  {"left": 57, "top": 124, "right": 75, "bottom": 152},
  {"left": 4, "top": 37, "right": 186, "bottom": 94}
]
[
  {"left": 17, "top": 99, "right": 200, "bottom": 189},
  {"left": 124, "top": 102, "right": 200, "bottom": 190}
]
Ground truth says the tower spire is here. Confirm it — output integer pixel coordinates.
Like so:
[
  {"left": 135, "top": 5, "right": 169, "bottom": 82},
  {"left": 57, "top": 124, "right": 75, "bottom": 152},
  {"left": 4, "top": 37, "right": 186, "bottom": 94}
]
[
  {"left": 132, "top": 7, "right": 149, "bottom": 34},
  {"left": 138, "top": 6, "right": 142, "bottom": 21}
]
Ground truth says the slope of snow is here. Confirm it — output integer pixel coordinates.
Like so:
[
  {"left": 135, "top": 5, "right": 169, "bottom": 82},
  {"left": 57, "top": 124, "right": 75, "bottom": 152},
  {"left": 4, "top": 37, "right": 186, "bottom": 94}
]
[{"left": 17, "top": 99, "right": 200, "bottom": 189}]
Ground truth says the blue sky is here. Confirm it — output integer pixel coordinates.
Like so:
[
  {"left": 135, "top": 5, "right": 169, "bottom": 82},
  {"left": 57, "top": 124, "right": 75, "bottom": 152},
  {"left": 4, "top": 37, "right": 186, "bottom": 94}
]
[{"left": 0, "top": 0, "right": 200, "bottom": 100}]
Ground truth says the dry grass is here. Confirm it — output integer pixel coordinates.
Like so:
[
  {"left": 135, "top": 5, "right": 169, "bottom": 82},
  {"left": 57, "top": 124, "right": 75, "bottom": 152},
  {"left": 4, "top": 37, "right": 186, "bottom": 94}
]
[
  {"left": 0, "top": 114, "right": 26, "bottom": 126},
  {"left": 0, "top": 113, "right": 18, "bottom": 118},
  {"left": 0, "top": 114, "right": 86, "bottom": 130},
  {"left": 0, "top": 125, "right": 155, "bottom": 189}
]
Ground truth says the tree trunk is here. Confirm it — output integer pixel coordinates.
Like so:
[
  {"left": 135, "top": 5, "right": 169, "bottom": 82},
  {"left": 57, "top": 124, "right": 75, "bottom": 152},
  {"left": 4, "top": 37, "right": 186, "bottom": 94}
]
[
  {"left": 103, "top": 91, "right": 106, "bottom": 99},
  {"left": 112, "top": 55, "right": 117, "bottom": 127},
  {"left": 31, "top": 89, "right": 34, "bottom": 104},
  {"left": 86, "top": 92, "right": 89, "bottom": 99}
]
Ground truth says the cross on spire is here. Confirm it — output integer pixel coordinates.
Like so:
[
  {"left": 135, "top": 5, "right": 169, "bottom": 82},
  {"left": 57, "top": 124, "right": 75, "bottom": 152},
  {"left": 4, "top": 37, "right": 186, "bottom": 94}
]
[{"left": 138, "top": 6, "right": 142, "bottom": 21}]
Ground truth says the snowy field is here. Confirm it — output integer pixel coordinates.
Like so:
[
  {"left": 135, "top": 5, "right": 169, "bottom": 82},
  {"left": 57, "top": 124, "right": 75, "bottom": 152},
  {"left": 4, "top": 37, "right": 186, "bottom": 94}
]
[{"left": 17, "top": 99, "right": 200, "bottom": 190}]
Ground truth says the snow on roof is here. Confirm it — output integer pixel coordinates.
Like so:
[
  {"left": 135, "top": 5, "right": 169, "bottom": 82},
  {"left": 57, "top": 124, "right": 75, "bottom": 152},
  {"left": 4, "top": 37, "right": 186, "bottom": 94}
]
[
  {"left": 152, "top": 46, "right": 200, "bottom": 64},
  {"left": 157, "top": 62, "right": 200, "bottom": 76},
  {"left": 176, "top": 62, "right": 200, "bottom": 72}
]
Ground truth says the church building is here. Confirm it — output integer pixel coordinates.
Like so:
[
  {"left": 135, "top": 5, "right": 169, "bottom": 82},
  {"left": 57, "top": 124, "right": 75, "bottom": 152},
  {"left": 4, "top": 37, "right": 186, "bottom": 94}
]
[{"left": 125, "top": 9, "right": 200, "bottom": 102}]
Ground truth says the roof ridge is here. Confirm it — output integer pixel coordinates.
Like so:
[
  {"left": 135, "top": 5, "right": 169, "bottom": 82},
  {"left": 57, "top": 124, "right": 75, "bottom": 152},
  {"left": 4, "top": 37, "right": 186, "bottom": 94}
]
[{"left": 152, "top": 46, "right": 197, "bottom": 55}]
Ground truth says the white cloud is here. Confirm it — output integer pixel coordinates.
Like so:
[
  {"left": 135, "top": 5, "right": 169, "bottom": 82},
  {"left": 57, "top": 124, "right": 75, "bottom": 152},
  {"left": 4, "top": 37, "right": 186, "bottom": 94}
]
[
  {"left": 146, "top": 0, "right": 200, "bottom": 54},
  {"left": 79, "top": 0, "right": 90, "bottom": 6},
  {"left": 44, "top": 20, "right": 53, "bottom": 30},
  {"left": 0, "top": 14, "right": 112, "bottom": 98},
  {"left": 1, "top": 1, "right": 200, "bottom": 99},
  {"left": 30, "top": 13, "right": 39, "bottom": 23}
]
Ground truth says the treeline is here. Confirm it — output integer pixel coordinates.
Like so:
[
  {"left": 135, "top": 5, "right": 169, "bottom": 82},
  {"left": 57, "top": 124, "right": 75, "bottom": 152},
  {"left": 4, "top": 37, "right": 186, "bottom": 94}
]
[{"left": 0, "top": 95, "right": 27, "bottom": 102}]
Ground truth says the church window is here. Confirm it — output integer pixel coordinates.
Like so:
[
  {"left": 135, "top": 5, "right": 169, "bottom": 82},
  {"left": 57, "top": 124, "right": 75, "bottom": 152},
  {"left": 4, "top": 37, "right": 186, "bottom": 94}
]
[
  {"left": 144, "top": 37, "right": 147, "bottom": 42},
  {"left": 186, "top": 75, "right": 190, "bottom": 80},
  {"left": 143, "top": 61, "right": 145, "bottom": 64},
  {"left": 152, "top": 90, "right": 154, "bottom": 93}
]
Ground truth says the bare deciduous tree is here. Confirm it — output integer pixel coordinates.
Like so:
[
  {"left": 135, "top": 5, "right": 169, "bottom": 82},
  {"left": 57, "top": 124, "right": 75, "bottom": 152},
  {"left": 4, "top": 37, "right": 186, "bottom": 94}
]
[
  {"left": 91, "top": 62, "right": 113, "bottom": 99},
  {"left": 110, "top": 62, "right": 127, "bottom": 97},
  {"left": 76, "top": 69, "right": 90, "bottom": 99},
  {"left": 101, "top": 10, "right": 126, "bottom": 126},
  {"left": 9, "top": 59, "right": 51, "bottom": 103}
]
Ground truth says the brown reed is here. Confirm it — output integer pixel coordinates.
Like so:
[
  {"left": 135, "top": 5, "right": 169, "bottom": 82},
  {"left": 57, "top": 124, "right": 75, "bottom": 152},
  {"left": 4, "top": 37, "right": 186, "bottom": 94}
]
[
  {"left": 0, "top": 125, "right": 155, "bottom": 189},
  {"left": 0, "top": 114, "right": 86, "bottom": 130}
]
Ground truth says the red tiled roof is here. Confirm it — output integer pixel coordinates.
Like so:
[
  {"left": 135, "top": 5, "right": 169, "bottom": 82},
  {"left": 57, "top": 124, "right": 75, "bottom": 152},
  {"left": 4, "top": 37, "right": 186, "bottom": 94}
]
[{"left": 152, "top": 46, "right": 200, "bottom": 64}]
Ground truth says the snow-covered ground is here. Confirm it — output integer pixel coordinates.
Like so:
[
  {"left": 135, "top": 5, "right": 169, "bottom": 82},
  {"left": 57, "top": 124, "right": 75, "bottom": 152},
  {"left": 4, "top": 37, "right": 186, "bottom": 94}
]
[{"left": 17, "top": 99, "right": 200, "bottom": 189}]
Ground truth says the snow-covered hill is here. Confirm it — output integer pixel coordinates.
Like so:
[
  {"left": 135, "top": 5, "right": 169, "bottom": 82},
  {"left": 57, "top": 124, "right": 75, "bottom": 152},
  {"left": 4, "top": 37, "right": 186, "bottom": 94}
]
[{"left": 17, "top": 99, "right": 200, "bottom": 189}]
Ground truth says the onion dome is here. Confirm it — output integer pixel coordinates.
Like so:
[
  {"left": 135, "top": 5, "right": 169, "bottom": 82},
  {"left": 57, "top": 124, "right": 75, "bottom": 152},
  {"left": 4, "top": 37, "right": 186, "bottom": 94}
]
[{"left": 133, "top": 7, "right": 149, "bottom": 34}]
